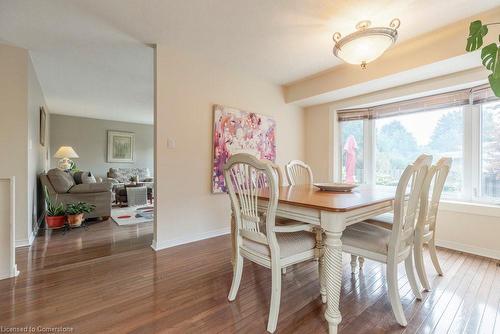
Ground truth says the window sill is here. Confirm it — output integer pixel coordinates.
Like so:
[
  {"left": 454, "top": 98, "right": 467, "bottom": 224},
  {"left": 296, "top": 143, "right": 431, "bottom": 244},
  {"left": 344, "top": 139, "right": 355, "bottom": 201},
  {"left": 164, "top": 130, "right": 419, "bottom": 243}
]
[{"left": 439, "top": 200, "right": 500, "bottom": 218}]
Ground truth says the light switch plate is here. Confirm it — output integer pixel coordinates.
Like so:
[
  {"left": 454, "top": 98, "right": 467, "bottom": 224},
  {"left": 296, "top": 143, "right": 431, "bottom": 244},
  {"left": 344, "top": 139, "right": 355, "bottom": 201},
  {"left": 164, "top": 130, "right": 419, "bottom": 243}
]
[{"left": 167, "top": 138, "right": 176, "bottom": 149}]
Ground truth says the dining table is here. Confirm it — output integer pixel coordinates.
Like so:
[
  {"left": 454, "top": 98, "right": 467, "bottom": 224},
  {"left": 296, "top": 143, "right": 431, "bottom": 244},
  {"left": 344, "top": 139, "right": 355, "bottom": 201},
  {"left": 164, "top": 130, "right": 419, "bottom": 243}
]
[{"left": 230, "top": 184, "right": 396, "bottom": 334}]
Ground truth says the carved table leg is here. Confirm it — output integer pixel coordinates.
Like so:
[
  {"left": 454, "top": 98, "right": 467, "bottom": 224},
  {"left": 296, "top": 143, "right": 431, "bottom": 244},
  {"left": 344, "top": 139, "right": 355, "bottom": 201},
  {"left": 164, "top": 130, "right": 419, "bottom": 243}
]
[
  {"left": 324, "top": 230, "right": 343, "bottom": 334},
  {"left": 315, "top": 228, "right": 327, "bottom": 303}
]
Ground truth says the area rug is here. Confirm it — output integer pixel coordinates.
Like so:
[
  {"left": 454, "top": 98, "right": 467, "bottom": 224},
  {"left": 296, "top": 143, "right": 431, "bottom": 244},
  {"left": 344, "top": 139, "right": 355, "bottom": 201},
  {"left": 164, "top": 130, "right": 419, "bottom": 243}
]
[{"left": 111, "top": 205, "right": 154, "bottom": 226}]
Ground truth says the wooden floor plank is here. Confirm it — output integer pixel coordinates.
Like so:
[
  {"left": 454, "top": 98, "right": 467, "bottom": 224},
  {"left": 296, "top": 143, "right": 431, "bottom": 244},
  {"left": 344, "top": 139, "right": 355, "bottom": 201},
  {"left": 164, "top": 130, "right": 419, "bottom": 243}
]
[
  {"left": 477, "top": 263, "right": 500, "bottom": 334},
  {"left": 0, "top": 220, "right": 497, "bottom": 334}
]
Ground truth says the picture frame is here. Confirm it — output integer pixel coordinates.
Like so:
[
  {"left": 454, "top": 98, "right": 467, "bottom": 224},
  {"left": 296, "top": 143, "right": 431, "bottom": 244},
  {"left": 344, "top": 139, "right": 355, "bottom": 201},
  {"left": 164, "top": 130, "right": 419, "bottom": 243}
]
[
  {"left": 211, "top": 104, "right": 276, "bottom": 193},
  {"left": 107, "top": 131, "right": 135, "bottom": 163},
  {"left": 39, "top": 106, "right": 46, "bottom": 146}
]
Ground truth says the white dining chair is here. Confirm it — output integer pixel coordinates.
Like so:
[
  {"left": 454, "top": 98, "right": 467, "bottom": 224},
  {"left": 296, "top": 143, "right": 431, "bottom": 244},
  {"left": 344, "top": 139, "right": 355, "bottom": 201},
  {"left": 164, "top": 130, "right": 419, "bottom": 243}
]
[
  {"left": 341, "top": 155, "right": 431, "bottom": 326},
  {"left": 267, "top": 161, "right": 285, "bottom": 188},
  {"left": 285, "top": 160, "right": 313, "bottom": 185},
  {"left": 367, "top": 157, "right": 452, "bottom": 291},
  {"left": 261, "top": 160, "right": 310, "bottom": 275},
  {"left": 224, "top": 153, "right": 320, "bottom": 333}
]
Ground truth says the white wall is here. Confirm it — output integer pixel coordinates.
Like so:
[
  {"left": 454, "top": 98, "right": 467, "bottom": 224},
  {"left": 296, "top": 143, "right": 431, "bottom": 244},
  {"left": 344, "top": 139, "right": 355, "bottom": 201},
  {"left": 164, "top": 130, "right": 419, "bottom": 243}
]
[
  {"left": 27, "top": 57, "right": 49, "bottom": 243},
  {"left": 304, "top": 68, "right": 500, "bottom": 259},
  {"left": 0, "top": 43, "right": 29, "bottom": 245},
  {"left": 154, "top": 45, "right": 305, "bottom": 249},
  {"left": 50, "top": 114, "right": 153, "bottom": 179},
  {"left": 0, "top": 43, "right": 48, "bottom": 247}
]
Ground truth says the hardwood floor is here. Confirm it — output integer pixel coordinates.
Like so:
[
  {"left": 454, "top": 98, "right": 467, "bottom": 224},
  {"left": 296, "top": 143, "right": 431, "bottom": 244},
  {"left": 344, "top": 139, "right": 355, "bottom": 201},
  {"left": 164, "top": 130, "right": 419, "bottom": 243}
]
[{"left": 0, "top": 220, "right": 499, "bottom": 333}]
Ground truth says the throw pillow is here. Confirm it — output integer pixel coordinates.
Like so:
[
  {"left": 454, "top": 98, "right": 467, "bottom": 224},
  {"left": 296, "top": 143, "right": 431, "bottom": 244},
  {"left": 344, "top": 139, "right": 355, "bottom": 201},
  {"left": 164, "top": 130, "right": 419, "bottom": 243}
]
[
  {"left": 47, "top": 169, "right": 76, "bottom": 193},
  {"left": 73, "top": 171, "right": 97, "bottom": 184},
  {"left": 81, "top": 172, "right": 97, "bottom": 184}
]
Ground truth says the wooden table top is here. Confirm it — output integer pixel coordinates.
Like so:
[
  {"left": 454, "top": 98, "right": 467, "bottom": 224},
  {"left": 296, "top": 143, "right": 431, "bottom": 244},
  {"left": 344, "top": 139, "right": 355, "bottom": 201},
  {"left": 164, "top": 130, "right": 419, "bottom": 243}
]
[{"left": 257, "top": 185, "right": 395, "bottom": 212}]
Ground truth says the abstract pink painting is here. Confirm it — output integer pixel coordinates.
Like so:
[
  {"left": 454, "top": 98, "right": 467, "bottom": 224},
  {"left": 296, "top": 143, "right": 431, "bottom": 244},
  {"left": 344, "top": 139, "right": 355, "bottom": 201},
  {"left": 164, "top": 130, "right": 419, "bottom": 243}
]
[{"left": 212, "top": 104, "right": 276, "bottom": 193}]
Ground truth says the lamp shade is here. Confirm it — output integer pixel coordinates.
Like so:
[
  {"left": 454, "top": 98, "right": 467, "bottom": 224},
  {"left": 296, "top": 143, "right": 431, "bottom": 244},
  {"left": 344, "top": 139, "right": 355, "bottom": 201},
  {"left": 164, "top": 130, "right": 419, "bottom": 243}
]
[
  {"left": 333, "top": 19, "right": 400, "bottom": 68},
  {"left": 54, "top": 146, "right": 79, "bottom": 159}
]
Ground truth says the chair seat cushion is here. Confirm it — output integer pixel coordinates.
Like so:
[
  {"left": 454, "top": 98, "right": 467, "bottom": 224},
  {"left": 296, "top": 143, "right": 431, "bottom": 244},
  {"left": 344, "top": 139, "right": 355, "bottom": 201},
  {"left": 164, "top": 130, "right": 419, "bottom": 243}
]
[
  {"left": 369, "top": 212, "right": 394, "bottom": 224},
  {"left": 242, "top": 231, "right": 316, "bottom": 258},
  {"left": 365, "top": 212, "right": 394, "bottom": 229},
  {"left": 342, "top": 222, "right": 392, "bottom": 255},
  {"left": 367, "top": 212, "right": 430, "bottom": 234}
]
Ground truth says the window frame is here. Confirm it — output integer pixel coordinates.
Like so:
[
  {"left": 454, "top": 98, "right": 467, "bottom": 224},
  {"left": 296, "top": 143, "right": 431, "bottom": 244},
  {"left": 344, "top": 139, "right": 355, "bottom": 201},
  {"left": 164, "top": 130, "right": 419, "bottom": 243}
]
[{"left": 336, "top": 102, "right": 500, "bottom": 206}]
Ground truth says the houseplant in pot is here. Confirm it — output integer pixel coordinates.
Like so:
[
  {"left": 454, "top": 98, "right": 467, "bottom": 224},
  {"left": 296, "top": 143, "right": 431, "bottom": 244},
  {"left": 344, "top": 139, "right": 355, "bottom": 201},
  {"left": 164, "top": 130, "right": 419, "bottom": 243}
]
[
  {"left": 44, "top": 186, "right": 66, "bottom": 229},
  {"left": 66, "top": 202, "right": 96, "bottom": 227}
]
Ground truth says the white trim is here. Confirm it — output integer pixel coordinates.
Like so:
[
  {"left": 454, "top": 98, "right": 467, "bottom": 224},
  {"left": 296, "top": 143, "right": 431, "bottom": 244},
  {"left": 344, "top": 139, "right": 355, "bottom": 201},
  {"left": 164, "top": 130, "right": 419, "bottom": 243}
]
[
  {"left": 0, "top": 177, "right": 18, "bottom": 280},
  {"left": 436, "top": 239, "right": 500, "bottom": 260},
  {"left": 11, "top": 264, "right": 19, "bottom": 278},
  {"left": 439, "top": 200, "right": 500, "bottom": 217},
  {"left": 470, "top": 104, "right": 481, "bottom": 199},
  {"left": 15, "top": 231, "right": 35, "bottom": 248},
  {"left": 151, "top": 227, "right": 230, "bottom": 251}
]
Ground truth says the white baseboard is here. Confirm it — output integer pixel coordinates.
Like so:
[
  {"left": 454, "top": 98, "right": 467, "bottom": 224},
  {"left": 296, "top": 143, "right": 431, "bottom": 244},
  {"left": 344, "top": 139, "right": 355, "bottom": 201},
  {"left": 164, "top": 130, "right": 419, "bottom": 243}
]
[
  {"left": 152, "top": 227, "right": 230, "bottom": 251},
  {"left": 12, "top": 264, "right": 19, "bottom": 277},
  {"left": 0, "top": 265, "right": 19, "bottom": 281},
  {"left": 0, "top": 273, "right": 12, "bottom": 281},
  {"left": 436, "top": 239, "right": 500, "bottom": 260},
  {"left": 15, "top": 231, "right": 35, "bottom": 248}
]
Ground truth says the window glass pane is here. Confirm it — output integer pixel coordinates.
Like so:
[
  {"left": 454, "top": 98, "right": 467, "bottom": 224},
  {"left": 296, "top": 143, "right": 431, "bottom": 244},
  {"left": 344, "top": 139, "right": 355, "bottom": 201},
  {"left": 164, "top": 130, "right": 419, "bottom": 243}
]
[
  {"left": 375, "top": 107, "right": 463, "bottom": 195},
  {"left": 481, "top": 101, "right": 500, "bottom": 199},
  {"left": 340, "top": 120, "right": 364, "bottom": 184}
]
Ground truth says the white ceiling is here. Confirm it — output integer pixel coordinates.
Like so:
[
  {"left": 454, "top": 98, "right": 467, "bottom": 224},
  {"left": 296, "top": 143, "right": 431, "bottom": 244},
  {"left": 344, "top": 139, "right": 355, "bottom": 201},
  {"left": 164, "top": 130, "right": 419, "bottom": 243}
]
[
  {"left": 0, "top": 0, "right": 154, "bottom": 124},
  {"left": 0, "top": 0, "right": 499, "bottom": 123}
]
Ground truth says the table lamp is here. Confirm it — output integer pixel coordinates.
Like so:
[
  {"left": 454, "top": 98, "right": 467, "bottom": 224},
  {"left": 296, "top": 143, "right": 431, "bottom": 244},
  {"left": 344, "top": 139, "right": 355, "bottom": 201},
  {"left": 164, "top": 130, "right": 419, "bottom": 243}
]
[{"left": 54, "top": 146, "right": 79, "bottom": 171}]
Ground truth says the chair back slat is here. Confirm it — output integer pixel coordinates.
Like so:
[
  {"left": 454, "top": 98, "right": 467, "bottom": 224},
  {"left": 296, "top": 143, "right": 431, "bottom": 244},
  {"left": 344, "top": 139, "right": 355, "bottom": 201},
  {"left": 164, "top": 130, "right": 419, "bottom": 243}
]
[
  {"left": 257, "top": 161, "right": 285, "bottom": 188},
  {"left": 224, "top": 153, "right": 279, "bottom": 247},
  {"left": 390, "top": 155, "right": 432, "bottom": 255},
  {"left": 417, "top": 157, "right": 452, "bottom": 233},
  {"left": 285, "top": 160, "right": 313, "bottom": 185}
]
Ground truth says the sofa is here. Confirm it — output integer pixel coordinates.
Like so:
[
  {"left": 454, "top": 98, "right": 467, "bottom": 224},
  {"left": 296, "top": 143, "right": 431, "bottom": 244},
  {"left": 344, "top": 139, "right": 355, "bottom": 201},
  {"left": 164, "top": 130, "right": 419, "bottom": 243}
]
[
  {"left": 107, "top": 167, "right": 154, "bottom": 187},
  {"left": 40, "top": 169, "right": 112, "bottom": 219}
]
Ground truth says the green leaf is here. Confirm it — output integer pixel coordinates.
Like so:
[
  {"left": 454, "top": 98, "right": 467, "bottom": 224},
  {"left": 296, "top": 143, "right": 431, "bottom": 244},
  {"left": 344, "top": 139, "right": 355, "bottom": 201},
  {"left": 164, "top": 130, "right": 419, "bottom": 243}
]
[
  {"left": 482, "top": 42, "right": 500, "bottom": 97},
  {"left": 481, "top": 43, "right": 499, "bottom": 72},
  {"left": 466, "top": 20, "right": 488, "bottom": 52},
  {"left": 488, "top": 73, "right": 500, "bottom": 97}
]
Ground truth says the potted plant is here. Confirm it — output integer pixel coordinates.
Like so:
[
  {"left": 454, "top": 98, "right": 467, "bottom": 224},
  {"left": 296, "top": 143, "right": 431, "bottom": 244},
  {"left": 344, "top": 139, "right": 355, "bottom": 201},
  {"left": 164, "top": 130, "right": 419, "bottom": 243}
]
[
  {"left": 44, "top": 186, "right": 66, "bottom": 229},
  {"left": 66, "top": 202, "right": 96, "bottom": 227}
]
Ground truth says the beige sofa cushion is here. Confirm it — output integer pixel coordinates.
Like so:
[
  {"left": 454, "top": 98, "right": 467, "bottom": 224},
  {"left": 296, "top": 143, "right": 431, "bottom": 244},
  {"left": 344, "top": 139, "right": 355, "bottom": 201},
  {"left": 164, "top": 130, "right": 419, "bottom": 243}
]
[
  {"left": 68, "top": 183, "right": 111, "bottom": 194},
  {"left": 47, "top": 169, "right": 75, "bottom": 193},
  {"left": 242, "top": 231, "right": 316, "bottom": 258}
]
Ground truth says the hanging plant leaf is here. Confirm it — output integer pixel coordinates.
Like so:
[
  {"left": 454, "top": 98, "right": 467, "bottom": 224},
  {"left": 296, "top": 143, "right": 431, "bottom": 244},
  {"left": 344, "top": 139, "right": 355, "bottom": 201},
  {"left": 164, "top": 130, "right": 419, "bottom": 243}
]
[
  {"left": 481, "top": 43, "right": 499, "bottom": 72},
  {"left": 466, "top": 20, "right": 488, "bottom": 52},
  {"left": 488, "top": 73, "right": 500, "bottom": 97},
  {"left": 482, "top": 42, "right": 500, "bottom": 97}
]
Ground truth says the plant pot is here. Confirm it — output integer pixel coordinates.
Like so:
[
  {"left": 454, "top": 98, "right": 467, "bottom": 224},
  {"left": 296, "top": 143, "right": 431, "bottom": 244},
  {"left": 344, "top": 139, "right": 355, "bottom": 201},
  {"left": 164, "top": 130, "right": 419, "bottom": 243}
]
[
  {"left": 67, "top": 213, "right": 84, "bottom": 227},
  {"left": 46, "top": 215, "right": 66, "bottom": 229}
]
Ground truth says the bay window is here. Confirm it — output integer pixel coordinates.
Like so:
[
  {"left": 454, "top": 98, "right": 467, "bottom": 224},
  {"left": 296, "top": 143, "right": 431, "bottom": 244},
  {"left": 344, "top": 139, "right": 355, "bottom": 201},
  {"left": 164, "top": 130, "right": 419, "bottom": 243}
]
[
  {"left": 338, "top": 85, "right": 500, "bottom": 205},
  {"left": 340, "top": 120, "right": 364, "bottom": 184},
  {"left": 480, "top": 101, "right": 500, "bottom": 200}
]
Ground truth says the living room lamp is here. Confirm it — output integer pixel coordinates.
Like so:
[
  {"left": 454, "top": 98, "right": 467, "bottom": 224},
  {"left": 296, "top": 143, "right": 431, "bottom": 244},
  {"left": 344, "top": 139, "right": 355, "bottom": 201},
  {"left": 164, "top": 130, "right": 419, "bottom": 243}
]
[{"left": 54, "top": 146, "right": 79, "bottom": 171}]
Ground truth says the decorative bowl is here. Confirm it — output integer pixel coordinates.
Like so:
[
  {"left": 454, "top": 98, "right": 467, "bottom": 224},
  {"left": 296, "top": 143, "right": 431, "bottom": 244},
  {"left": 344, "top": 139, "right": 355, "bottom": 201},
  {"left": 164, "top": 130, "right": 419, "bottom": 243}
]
[{"left": 313, "top": 183, "right": 358, "bottom": 192}]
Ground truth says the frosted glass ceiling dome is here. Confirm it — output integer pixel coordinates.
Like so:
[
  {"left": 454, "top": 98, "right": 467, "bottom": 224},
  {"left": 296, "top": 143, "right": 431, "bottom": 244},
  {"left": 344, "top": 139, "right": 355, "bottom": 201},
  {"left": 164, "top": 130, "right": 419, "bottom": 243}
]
[{"left": 333, "top": 19, "right": 400, "bottom": 69}]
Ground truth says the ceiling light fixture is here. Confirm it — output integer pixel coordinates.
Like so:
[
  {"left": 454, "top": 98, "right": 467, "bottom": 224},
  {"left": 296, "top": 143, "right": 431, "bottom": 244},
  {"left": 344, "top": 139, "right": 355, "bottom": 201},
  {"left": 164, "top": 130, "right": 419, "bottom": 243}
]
[{"left": 333, "top": 19, "right": 401, "bottom": 69}]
